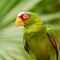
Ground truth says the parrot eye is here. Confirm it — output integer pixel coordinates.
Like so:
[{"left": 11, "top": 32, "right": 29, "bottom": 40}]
[{"left": 23, "top": 14, "right": 29, "bottom": 19}]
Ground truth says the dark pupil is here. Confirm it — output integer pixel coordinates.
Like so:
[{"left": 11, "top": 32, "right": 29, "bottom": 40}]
[{"left": 25, "top": 15, "right": 28, "bottom": 18}]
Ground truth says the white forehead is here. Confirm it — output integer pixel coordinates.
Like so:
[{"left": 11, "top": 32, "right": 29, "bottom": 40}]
[{"left": 17, "top": 12, "right": 24, "bottom": 16}]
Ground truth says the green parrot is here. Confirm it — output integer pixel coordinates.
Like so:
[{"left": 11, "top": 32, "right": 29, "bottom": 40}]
[{"left": 15, "top": 12, "right": 58, "bottom": 60}]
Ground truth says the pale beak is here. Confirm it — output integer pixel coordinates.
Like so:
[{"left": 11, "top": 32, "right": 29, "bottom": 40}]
[{"left": 15, "top": 17, "right": 25, "bottom": 27}]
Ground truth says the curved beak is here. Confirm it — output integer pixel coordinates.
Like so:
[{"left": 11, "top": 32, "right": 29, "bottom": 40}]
[{"left": 15, "top": 17, "right": 25, "bottom": 27}]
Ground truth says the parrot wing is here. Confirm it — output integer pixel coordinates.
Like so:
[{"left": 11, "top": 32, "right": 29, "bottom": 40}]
[
  {"left": 46, "top": 27, "right": 58, "bottom": 60},
  {"left": 23, "top": 39, "right": 29, "bottom": 53}
]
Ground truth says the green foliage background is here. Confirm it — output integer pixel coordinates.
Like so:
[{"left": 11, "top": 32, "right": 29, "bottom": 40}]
[{"left": 0, "top": 0, "right": 60, "bottom": 60}]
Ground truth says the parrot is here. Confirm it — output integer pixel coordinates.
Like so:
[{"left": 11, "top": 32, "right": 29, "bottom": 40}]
[{"left": 15, "top": 12, "right": 58, "bottom": 60}]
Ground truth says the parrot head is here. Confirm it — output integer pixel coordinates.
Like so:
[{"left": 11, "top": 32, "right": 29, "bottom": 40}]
[{"left": 15, "top": 12, "right": 43, "bottom": 27}]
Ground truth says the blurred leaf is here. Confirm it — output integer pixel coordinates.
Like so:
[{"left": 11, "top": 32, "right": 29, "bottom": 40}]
[
  {"left": 40, "top": 12, "right": 60, "bottom": 22},
  {"left": 46, "top": 18, "right": 60, "bottom": 25},
  {"left": 30, "top": 0, "right": 60, "bottom": 14}
]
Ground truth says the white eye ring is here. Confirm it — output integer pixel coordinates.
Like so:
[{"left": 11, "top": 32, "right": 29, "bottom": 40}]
[{"left": 23, "top": 14, "right": 29, "bottom": 19}]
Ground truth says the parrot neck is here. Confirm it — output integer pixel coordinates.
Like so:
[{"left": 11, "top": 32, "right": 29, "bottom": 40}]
[
  {"left": 24, "top": 19, "right": 43, "bottom": 29},
  {"left": 24, "top": 23, "right": 43, "bottom": 29}
]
